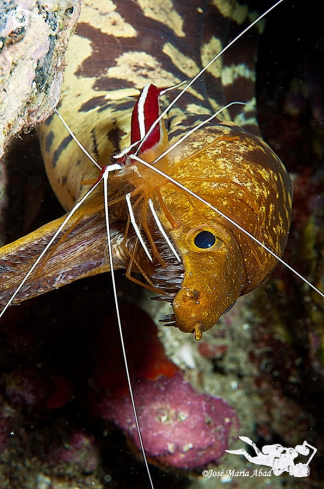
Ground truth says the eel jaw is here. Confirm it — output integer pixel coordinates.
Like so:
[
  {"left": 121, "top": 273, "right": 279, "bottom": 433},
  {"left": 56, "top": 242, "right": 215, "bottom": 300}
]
[{"left": 172, "top": 270, "right": 243, "bottom": 339}]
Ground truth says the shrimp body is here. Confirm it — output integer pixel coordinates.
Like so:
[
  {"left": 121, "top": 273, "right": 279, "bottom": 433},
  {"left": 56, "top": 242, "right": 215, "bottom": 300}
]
[{"left": 108, "top": 108, "right": 292, "bottom": 338}]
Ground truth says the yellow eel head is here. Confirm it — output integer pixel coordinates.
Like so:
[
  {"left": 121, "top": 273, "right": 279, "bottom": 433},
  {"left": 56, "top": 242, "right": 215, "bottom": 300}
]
[{"left": 156, "top": 122, "right": 292, "bottom": 339}]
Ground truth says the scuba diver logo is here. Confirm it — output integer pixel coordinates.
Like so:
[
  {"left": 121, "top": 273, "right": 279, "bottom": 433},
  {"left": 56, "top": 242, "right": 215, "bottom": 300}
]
[{"left": 226, "top": 436, "right": 317, "bottom": 478}]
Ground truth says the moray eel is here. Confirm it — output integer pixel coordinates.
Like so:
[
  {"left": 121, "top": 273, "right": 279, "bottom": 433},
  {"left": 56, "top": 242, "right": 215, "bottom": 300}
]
[{"left": 0, "top": 0, "right": 292, "bottom": 339}]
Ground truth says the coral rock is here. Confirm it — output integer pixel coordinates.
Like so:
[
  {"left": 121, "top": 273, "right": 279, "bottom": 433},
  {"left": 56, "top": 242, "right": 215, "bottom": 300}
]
[
  {"left": 0, "top": 0, "right": 81, "bottom": 158},
  {"left": 46, "top": 431, "right": 99, "bottom": 474}
]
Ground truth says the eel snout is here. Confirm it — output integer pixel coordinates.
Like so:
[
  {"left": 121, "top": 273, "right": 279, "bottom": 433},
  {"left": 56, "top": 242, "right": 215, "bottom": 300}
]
[{"left": 172, "top": 265, "right": 244, "bottom": 340}]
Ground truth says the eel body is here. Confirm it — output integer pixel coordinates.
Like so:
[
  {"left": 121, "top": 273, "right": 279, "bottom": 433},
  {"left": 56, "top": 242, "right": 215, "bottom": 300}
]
[{"left": 0, "top": 0, "right": 292, "bottom": 338}]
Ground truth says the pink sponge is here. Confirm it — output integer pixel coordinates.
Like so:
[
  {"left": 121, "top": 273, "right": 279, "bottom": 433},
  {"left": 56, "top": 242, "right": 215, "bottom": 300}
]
[{"left": 97, "top": 371, "right": 239, "bottom": 469}]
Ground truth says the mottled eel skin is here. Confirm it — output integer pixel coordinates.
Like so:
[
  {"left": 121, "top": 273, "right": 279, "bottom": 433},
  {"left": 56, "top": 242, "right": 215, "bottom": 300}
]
[{"left": 0, "top": 0, "right": 292, "bottom": 338}]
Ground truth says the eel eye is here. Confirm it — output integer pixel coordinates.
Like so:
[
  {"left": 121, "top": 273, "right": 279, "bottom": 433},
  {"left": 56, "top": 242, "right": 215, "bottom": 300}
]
[{"left": 194, "top": 230, "right": 216, "bottom": 249}]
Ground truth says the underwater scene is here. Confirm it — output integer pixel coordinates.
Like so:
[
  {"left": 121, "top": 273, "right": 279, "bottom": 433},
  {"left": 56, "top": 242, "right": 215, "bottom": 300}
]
[{"left": 0, "top": 0, "right": 323, "bottom": 488}]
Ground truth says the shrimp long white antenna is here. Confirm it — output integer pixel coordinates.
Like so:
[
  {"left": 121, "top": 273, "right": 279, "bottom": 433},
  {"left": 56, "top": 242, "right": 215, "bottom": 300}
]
[
  {"left": 135, "top": 0, "right": 284, "bottom": 155},
  {"left": 102, "top": 166, "right": 155, "bottom": 489},
  {"left": 129, "top": 153, "right": 324, "bottom": 301},
  {"left": 0, "top": 176, "right": 104, "bottom": 318},
  {"left": 45, "top": 111, "right": 155, "bottom": 487},
  {"left": 54, "top": 109, "right": 102, "bottom": 170}
]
